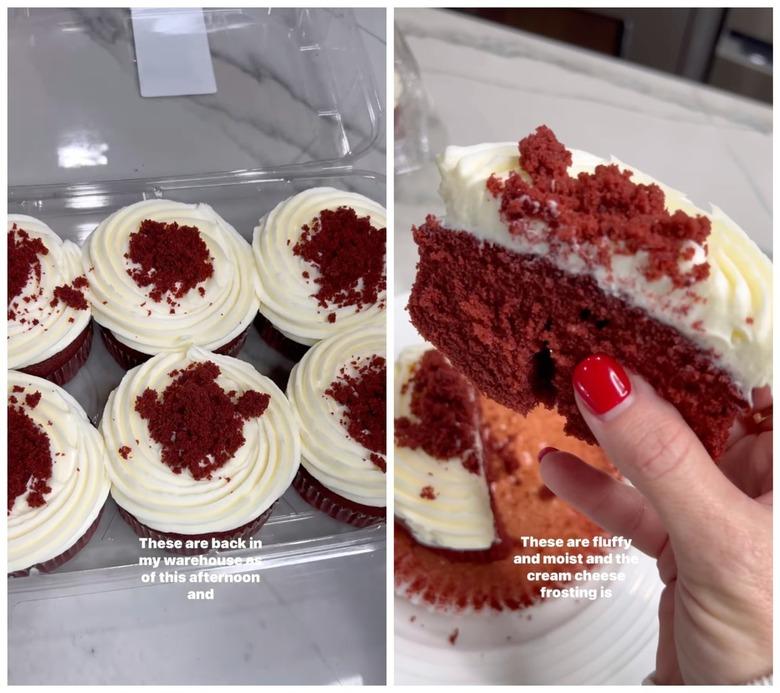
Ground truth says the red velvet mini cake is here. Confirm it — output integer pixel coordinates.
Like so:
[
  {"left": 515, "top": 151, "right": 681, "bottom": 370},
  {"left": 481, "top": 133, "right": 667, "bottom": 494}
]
[
  {"left": 408, "top": 127, "right": 772, "bottom": 460},
  {"left": 8, "top": 215, "right": 93, "bottom": 385},
  {"left": 83, "top": 200, "right": 258, "bottom": 370},
  {"left": 394, "top": 346, "right": 617, "bottom": 611},
  {"left": 101, "top": 347, "right": 300, "bottom": 555},
  {"left": 253, "top": 188, "right": 387, "bottom": 360},
  {"left": 8, "top": 371, "right": 110, "bottom": 575}
]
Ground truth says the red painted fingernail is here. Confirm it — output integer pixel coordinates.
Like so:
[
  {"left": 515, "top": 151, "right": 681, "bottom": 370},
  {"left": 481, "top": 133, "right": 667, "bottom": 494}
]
[
  {"left": 573, "top": 354, "right": 632, "bottom": 415},
  {"left": 538, "top": 446, "right": 558, "bottom": 462}
]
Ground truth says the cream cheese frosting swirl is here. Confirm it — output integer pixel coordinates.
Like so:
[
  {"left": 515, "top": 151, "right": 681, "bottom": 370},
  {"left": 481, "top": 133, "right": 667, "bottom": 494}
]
[
  {"left": 437, "top": 142, "right": 772, "bottom": 400},
  {"left": 394, "top": 346, "right": 496, "bottom": 551},
  {"left": 83, "top": 199, "right": 258, "bottom": 355},
  {"left": 100, "top": 346, "right": 300, "bottom": 534},
  {"left": 253, "top": 187, "right": 387, "bottom": 345},
  {"left": 8, "top": 215, "right": 91, "bottom": 369},
  {"left": 287, "top": 325, "right": 386, "bottom": 507},
  {"left": 8, "top": 371, "right": 110, "bottom": 573}
]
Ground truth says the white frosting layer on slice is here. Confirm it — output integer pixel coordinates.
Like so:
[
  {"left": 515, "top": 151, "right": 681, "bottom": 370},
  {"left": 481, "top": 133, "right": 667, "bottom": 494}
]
[
  {"left": 253, "top": 187, "right": 387, "bottom": 345},
  {"left": 437, "top": 142, "right": 772, "bottom": 400},
  {"left": 100, "top": 347, "right": 300, "bottom": 534},
  {"left": 8, "top": 371, "right": 110, "bottom": 572},
  {"left": 287, "top": 325, "right": 386, "bottom": 507},
  {"left": 83, "top": 199, "right": 259, "bottom": 355},
  {"left": 8, "top": 215, "right": 91, "bottom": 369},
  {"left": 394, "top": 345, "right": 496, "bottom": 551}
]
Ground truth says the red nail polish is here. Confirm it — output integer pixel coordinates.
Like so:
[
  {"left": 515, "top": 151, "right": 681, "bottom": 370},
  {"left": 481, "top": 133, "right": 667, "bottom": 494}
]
[
  {"left": 573, "top": 354, "right": 632, "bottom": 415},
  {"left": 538, "top": 446, "right": 558, "bottom": 462}
]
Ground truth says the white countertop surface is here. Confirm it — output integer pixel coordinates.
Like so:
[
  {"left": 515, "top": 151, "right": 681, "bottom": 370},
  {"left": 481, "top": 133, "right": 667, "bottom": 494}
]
[
  {"left": 395, "top": 8, "right": 772, "bottom": 295},
  {"left": 7, "top": 7, "right": 386, "bottom": 686}
]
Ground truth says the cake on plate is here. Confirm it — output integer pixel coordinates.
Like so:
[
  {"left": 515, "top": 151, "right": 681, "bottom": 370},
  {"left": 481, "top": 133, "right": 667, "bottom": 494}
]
[
  {"left": 253, "top": 187, "right": 386, "bottom": 360},
  {"left": 100, "top": 346, "right": 300, "bottom": 553},
  {"left": 83, "top": 199, "right": 258, "bottom": 369},
  {"left": 394, "top": 346, "right": 616, "bottom": 611},
  {"left": 8, "top": 215, "right": 93, "bottom": 385},
  {"left": 287, "top": 325, "right": 386, "bottom": 527},
  {"left": 9, "top": 370, "right": 110, "bottom": 575},
  {"left": 408, "top": 126, "right": 772, "bottom": 459}
]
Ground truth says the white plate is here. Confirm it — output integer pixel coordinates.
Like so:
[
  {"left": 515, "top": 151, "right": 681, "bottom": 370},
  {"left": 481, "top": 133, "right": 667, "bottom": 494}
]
[{"left": 393, "top": 292, "right": 663, "bottom": 684}]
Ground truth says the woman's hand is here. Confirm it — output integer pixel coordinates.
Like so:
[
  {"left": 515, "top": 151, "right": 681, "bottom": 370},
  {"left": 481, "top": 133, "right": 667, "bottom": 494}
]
[{"left": 539, "top": 354, "right": 772, "bottom": 685}]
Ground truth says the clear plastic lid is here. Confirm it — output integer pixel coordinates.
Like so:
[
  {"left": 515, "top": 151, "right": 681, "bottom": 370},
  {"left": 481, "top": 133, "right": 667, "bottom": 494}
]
[{"left": 9, "top": 7, "right": 381, "bottom": 186}]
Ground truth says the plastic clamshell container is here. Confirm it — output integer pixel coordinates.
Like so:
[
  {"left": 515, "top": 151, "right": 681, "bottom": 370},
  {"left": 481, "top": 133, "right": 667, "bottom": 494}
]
[
  {"left": 8, "top": 169, "right": 387, "bottom": 596},
  {"left": 8, "top": 7, "right": 381, "bottom": 185}
]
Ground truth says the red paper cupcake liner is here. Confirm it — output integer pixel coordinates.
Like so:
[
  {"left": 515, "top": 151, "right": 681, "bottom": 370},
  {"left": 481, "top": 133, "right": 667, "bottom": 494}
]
[
  {"left": 9, "top": 506, "right": 104, "bottom": 577},
  {"left": 253, "top": 313, "right": 310, "bottom": 362},
  {"left": 100, "top": 326, "right": 249, "bottom": 370},
  {"left": 117, "top": 504, "right": 275, "bottom": 556},
  {"left": 293, "top": 465, "right": 385, "bottom": 528},
  {"left": 20, "top": 320, "right": 93, "bottom": 386}
]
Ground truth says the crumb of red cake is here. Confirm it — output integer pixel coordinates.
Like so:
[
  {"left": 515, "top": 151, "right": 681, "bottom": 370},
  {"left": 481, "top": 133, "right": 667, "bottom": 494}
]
[
  {"left": 293, "top": 207, "right": 386, "bottom": 313},
  {"left": 51, "top": 276, "right": 90, "bottom": 310},
  {"left": 8, "top": 225, "right": 49, "bottom": 305},
  {"left": 134, "top": 361, "right": 270, "bottom": 480},
  {"left": 326, "top": 355, "right": 386, "bottom": 472},
  {"left": 118, "top": 445, "right": 132, "bottom": 460},
  {"left": 410, "top": 615, "right": 416, "bottom": 623},
  {"left": 125, "top": 219, "right": 214, "bottom": 303},
  {"left": 395, "top": 350, "right": 481, "bottom": 474},
  {"left": 408, "top": 219, "right": 744, "bottom": 458},
  {"left": 24, "top": 392, "right": 41, "bottom": 409},
  {"left": 8, "top": 401, "right": 53, "bottom": 511},
  {"left": 448, "top": 628, "right": 459, "bottom": 645},
  {"left": 486, "top": 125, "right": 711, "bottom": 289},
  {"left": 420, "top": 485, "right": 437, "bottom": 500}
]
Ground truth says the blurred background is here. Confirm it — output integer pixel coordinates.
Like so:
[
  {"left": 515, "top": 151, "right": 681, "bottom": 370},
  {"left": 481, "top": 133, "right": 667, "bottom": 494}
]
[{"left": 455, "top": 8, "right": 772, "bottom": 104}]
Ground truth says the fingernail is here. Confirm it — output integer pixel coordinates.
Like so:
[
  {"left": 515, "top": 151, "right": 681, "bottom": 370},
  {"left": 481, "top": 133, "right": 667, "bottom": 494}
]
[
  {"left": 538, "top": 446, "right": 558, "bottom": 462},
  {"left": 573, "top": 354, "right": 632, "bottom": 415}
]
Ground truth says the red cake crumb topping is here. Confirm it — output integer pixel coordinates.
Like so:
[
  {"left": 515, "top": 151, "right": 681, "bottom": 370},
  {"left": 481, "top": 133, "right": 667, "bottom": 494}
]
[
  {"left": 134, "top": 361, "right": 270, "bottom": 480},
  {"left": 420, "top": 485, "right": 437, "bottom": 500},
  {"left": 8, "top": 225, "right": 48, "bottom": 303},
  {"left": 25, "top": 392, "right": 41, "bottom": 409},
  {"left": 125, "top": 219, "right": 214, "bottom": 304},
  {"left": 486, "top": 125, "right": 711, "bottom": 288},
  {"left": 8, "top": 399, "right": 53, "bottom": 512},
  {"left": 118, "top": 445, "right": 132, "bottom": 460},
  {"left": 51, "top": 275, "right": 90, "bottom": 310},
  {"left": 448, "top": 628, "right": 460, "bottom": 645},
  {"left": 395, "top": 350, "right": 481, "bottom": 474},
  {"left": 325, "top": 355, "right": 387, "bottom": 472},
  {"left": 293, "top": 207, "right": 386, "bottom": 319}
]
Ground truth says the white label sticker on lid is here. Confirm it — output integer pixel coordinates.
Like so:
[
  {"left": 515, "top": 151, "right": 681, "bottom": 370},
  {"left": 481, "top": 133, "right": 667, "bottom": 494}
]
[{"left": 131, "top": 8, "right": 217, "bottom": 98}]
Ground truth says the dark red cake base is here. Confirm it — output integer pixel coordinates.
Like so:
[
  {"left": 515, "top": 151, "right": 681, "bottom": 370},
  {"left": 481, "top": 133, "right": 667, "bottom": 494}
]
[
  {"left": 408, "top": 219, "right": 747, "bottom": 460},
  {"left": 9, "top": 507, "right": 104, "bottom": 577},
  {"left": 20, "top": 320, "right": 93, "bottom": 386},
  {"left": 293, "top": 464, "right": 385, "bottom": 528},
  {"left": 253, "top": 313, "right": 310, "bottom": 362},
  {"left": 117, "top": 504, "right": 275, "bottom": 556},
  {"left": 100, "top": 325, "right": 249, "bottom": 370}
]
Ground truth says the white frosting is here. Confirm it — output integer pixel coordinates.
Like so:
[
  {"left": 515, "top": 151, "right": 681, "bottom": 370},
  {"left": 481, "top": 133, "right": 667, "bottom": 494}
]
[
  {"left": 8, "top": 371, "right": 110, "bottom": 572},
  {"left": 252, "top": 187, "right": 386, "bottom": 345},
  {"left": 394, "top": 345, "right": 496, "bottom": 551},
  {"left": 437, "top": 142, "right": 772, "bottom": 400},
  {"left": 100, "top": 347, "right": 300, "bottom": 534},
  {"left": 287, "top": 326, "right": 386, "bottom": 508},
  {"left": 83, "top": 199, "right": 259, "bottom": 355},
  {"left": 8, "top": 215, "right": 91, "bottom": 370}
]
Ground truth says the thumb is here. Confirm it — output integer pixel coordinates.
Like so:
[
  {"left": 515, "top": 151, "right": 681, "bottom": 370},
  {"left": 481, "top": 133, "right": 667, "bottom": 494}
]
[{"left": 572, "top": 354, "right": 743, "bottom": 547}]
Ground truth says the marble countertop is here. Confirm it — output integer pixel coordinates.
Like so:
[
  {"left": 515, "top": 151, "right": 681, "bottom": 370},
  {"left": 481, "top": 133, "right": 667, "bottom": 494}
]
[
  {"left": 7, "top": 7, "right": 386, "bottom": 686},
  {"left": 395, "top": 8, "right": 772, "bottom": 295}
]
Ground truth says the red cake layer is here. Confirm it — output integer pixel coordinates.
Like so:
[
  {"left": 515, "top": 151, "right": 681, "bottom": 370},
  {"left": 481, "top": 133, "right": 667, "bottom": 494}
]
[
  {"left": 408, "top": 219, "right": 746, "bottom": 459},
  {"left": 20, "top": 320, "right": 93, "bottom": 386}
]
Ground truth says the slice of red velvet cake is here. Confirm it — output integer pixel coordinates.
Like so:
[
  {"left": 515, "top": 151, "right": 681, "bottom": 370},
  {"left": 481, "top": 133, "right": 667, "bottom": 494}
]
[{"left": 408, "top": 126, "right": 772, "bottom": 459}]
